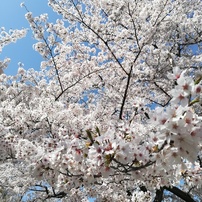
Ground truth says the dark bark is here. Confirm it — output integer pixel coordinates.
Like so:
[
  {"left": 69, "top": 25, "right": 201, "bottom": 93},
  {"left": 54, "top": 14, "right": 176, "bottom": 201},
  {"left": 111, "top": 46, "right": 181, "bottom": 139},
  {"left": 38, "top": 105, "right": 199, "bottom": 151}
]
[
  {"left": 197, "top": 155, "right": 202, "bottom": 168},
  {"left": 164, "top": 186, "right": 196, "bottom": 202},
  {"left": 153, "top": 187, "right": 164, "bottom": 202},
  {"left": 140, "top": 185, "right": 147, "bottom": 192}
]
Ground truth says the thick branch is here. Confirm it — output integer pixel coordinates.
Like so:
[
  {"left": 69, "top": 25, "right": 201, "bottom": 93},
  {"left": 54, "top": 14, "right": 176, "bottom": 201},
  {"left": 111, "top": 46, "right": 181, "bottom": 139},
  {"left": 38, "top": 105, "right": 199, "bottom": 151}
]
[
  {"left": 119, "top": 65, "right": 133, "bottom": 119},
  {"left": 164, "top": 186, "right": 196, "bottom": 202},
  {"left": 153, "top": 187, "right": 164, "bottom": 202},
  {"left": 119, "top": 48, "right": 142, "bottom": 119},
  {"left": 197, "top": 155, "right": 202, "bottom": 168}
]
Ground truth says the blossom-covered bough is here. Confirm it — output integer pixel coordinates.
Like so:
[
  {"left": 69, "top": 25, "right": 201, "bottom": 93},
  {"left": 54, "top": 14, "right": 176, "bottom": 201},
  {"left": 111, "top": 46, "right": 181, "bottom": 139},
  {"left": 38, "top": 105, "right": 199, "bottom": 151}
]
[
  {"left": 0, "top": 0, "right": 202, "bottom": 201},
  {"left": 0, "top": 27, "right": 27, "bottom": 73}
]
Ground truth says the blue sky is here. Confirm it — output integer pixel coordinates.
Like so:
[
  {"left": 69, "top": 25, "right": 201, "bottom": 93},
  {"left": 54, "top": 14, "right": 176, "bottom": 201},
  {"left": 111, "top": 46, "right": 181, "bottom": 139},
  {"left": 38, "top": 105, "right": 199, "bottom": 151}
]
[{"left": 0, "top": 0, "right": 60, "bottom": 75}]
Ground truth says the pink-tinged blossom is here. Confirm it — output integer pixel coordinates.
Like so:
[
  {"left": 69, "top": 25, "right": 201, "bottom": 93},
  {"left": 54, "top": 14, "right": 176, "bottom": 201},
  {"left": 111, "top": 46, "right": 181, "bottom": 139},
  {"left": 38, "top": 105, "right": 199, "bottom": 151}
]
[
  {"left": 177, "top": 74, "right": 193, "bottom": 94},
  {"left": 170, "top": 88, "right": 189, "bottom": 107},
  {"left": 167, "top": 66, "right": 182, "bottom": 80},
  {"left": 192, "top": 84, "right": 202, "bottom": 96}
]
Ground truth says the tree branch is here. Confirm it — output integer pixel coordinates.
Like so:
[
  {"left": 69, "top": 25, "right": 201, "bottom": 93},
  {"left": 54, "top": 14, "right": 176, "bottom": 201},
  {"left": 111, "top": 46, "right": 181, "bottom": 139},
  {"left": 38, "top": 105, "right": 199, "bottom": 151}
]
[
  {"left": 119, "top": 48, "right": 142, "bottom": 119},
  {"left": 164, "top": 186, "right": 196, "bottom": 202},
  {"left": 153, "top": 187, "right": 164, "bottom": 202}
]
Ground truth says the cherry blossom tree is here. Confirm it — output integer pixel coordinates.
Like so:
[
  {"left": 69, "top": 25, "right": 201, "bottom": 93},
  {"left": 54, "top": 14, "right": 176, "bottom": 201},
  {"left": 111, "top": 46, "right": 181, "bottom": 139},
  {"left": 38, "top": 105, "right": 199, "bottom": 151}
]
[{"left": 0, "top": 0, "right": 202, "bottom": 201}]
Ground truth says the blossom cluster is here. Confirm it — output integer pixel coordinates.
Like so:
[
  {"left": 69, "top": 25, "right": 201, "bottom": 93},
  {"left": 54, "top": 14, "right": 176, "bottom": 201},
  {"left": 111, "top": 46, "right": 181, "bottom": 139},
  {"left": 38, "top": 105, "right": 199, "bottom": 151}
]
[
  {"left": 0, "top": 27, "right": 27, "bottom": 73},
  {"left": 0, "top": 27, "right": 27, "bottom": 53}
]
